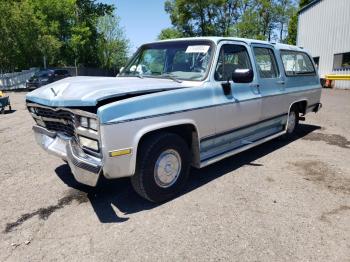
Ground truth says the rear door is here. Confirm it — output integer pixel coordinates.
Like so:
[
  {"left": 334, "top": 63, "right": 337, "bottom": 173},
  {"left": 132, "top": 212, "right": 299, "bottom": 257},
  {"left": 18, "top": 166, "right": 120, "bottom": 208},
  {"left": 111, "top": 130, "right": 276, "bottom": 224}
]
[{"left": 251, "top": 44, "right": 287, "bottom": 120}]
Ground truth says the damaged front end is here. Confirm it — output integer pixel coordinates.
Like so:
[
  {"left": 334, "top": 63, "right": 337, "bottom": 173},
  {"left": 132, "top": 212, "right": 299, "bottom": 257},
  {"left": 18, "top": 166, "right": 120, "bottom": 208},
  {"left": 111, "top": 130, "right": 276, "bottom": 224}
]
[{"left": 27, "top": 102, "right": 102, "bottom": 186}]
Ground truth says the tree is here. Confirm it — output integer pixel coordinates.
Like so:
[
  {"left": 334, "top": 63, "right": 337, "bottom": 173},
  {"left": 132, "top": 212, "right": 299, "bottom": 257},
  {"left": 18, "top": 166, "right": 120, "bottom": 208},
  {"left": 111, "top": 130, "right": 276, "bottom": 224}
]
[
  {"left": 0, "top": 0, "right": 42, "bottom": 72},
  {"left": 0, "top": 0, "right": 118, "bottom": 72},
  {"left": 234, "top": 7, "right": 264, "bottom": 39},
  {"left": 70, "top": 0, "right": 114, "bottom": 67},
  {"left": 161, "top": 0, "right": 298, "bottom": 43},
  {"left": 38, "top": 35, "right": 62, "bottom": 67},
  {"left": 164, "top": 0, "right": 242, "bottom": 37},
  {"left": 158, "top": 28, "right": 183, "bottom": 40},
  {"left": 97, "top": 13, "right": 129, "bottom": 69},
  {"left": 286, "top": 0, "right": 313, "bottom": 45},
  {"left": 274, "top": 0, "right": 297, "bottom": 42},
  {"left": 299, "top": 0, "right": 313, "bottom": 8},
  {"left": 285, "top": 10, "right": 298, "bottom": 44}
]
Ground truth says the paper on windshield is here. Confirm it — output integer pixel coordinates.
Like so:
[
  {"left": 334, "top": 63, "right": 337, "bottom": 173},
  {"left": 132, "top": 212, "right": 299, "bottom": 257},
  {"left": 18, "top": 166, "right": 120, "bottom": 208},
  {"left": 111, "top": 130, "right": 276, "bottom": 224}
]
[{"left": 185, "top": 45, "right": 210, "bottom": 53}]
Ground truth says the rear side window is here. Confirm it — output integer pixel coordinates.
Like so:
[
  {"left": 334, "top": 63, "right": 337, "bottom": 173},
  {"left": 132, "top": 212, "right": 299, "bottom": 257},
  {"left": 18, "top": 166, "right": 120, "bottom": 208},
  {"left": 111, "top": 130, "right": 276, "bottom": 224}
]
[
  {"left": 280, "top": 50, "right": 315, "bottom": 76},
  {"left": 253, "top": 47, "right": 279, "bottom": 78}
]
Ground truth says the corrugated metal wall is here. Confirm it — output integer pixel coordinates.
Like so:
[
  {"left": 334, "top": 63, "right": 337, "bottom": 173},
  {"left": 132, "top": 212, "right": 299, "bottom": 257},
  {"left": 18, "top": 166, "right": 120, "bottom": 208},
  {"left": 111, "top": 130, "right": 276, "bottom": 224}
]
[{"left": 297, "top": 0, "right": 350, "bottom": 89}]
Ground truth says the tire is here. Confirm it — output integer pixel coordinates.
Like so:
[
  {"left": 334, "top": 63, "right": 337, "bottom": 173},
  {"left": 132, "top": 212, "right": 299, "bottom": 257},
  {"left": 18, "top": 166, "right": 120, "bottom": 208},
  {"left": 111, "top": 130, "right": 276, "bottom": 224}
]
[
  {"left": 131, "top": 132, "right": 191, "bottom": 203},
  {"left": 284, "top": 106, "right": 299, "bottom": 138}
]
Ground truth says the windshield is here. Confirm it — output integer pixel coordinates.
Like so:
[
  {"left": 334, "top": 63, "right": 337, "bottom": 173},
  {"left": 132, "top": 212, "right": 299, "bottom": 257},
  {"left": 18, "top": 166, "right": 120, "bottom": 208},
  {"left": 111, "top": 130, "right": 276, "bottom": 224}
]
[{"left": 120, "top": 40, "right": 214, "bottom": 81}]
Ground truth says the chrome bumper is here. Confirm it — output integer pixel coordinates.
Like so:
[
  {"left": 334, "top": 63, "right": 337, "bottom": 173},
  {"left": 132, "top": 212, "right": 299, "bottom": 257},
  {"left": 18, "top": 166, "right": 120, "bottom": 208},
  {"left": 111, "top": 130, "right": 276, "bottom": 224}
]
[{"left": 33, "top": 125, "right": 102, "bottom": 186}]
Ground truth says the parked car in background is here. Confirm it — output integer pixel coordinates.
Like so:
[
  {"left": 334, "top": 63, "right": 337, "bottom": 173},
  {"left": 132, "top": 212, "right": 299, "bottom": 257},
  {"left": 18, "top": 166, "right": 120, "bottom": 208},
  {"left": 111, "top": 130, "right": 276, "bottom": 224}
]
[
  {"left": 26, "top": 37, "right": 322, "bottom": 202},
  {"left": 26, "top": 69, "right": 71, "bottom": 90}
]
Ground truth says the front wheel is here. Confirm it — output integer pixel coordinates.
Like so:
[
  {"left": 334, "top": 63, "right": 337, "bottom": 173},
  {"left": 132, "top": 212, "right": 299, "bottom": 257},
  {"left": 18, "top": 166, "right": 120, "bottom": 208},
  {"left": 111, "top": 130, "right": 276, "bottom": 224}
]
[{"left": 131, "top": 132, "right": 191, "bottom": 203}]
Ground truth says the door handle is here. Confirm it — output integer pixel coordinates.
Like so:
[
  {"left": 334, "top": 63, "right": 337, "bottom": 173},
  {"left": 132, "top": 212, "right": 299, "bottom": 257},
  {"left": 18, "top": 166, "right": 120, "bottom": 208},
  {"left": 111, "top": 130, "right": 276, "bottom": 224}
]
[
  {"left": 276, "top": 80, "right": 285, "bottom": 85},
  {"left": 249, "top": 83, "right": 260, "bottom": 94}
]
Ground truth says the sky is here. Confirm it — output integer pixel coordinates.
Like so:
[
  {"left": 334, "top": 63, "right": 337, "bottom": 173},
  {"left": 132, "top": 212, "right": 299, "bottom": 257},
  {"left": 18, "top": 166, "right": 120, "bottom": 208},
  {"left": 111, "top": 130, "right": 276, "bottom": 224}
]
[{"left": 101, "top": 0, "right": 172, "bottom": 53}]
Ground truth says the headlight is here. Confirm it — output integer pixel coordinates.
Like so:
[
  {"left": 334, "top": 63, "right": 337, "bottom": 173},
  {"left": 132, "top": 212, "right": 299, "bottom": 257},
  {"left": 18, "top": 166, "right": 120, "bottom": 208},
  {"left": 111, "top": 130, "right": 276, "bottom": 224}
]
[
  {"left": 89, "top": 118, "right": 98, "bottom": 131},
  {"left": 79, "top": 136, "right": 99, "bottom": 151},
  {"left": 80, "top": 116, "right": 89, "bottom": 128},
  {"left": 79, "top": 116, "right": 98, "bottom": 131}
]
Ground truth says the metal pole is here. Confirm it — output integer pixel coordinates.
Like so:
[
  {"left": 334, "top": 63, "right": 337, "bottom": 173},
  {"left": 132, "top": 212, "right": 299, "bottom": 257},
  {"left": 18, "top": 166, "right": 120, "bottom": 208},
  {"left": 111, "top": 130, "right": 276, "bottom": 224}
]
[
  {"left": 75, "top": 58, "right": 78, "bottom": 76},
  {"left": 43, "top": 55, "right": 47, "bottom": 69}
]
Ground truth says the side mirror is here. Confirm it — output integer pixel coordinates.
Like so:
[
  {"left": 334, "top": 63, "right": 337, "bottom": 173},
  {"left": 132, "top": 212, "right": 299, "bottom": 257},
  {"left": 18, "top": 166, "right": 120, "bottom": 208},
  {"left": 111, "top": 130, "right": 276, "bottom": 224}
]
[{"left": 232, "top": 69, "right": 253, "bottom": 83}]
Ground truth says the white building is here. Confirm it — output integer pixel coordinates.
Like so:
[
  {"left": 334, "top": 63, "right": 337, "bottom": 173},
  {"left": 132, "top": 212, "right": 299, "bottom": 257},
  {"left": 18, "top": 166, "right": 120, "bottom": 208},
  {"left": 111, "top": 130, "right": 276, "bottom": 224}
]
[{"left": 297, "top": 0, "right": 350, "bottom": 88}]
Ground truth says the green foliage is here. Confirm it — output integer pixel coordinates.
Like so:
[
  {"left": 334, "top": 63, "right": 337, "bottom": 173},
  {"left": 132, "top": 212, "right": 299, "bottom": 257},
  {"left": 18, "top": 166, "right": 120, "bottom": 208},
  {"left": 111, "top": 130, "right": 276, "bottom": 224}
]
[
  {"left": 97, "top": 14, "right": 129, "bottom": 69},
  {"left": 299, "top": 0, "right": 313, "bottom": 8},
  {"left": 286, "top": 12, "right": 298, "bottom": 44},
  {"left": 286, "top": 0, "right": 313, "bottom": 45},
  {"left": 158, "top": 28, "right": 183, "bottom": 40},
  {"left": 0, "top": 0, "right": 127, "bottom": 72},
  {"left": 164, "top": 0, "right": 242, "bottom": 37},
  {"left": 162, "top": 0, "right": 298, "bottom": 42}
]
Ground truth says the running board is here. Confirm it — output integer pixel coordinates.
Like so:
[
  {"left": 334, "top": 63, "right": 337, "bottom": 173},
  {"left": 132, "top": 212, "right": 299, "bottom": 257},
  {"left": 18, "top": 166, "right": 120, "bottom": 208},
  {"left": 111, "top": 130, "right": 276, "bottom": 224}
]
[{"left": 199, "top": 130, "right": 286, "bottom": 168}]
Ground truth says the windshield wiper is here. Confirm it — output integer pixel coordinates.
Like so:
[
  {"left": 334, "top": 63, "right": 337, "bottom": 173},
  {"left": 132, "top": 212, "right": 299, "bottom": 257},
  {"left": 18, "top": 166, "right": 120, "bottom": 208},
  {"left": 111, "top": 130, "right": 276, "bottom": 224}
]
[
  {"left": 131, "top": 71, "right": 144, "bottom": 78},
  {"left": 162, "top": 73, "right": 182, "bottom": 83},
  {"left": 119, "top": 72, "right": 143, "bottom": 78},
  {"left": 135, "top": 74, "right": 143, "bottom": 79}
]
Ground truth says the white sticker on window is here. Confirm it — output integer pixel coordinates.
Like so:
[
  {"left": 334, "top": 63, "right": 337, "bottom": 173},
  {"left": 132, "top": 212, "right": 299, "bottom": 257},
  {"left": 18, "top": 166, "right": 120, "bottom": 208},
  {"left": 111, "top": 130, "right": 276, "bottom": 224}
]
[{"left": 185, "top": 45, "right": 210, "bottom": 53}]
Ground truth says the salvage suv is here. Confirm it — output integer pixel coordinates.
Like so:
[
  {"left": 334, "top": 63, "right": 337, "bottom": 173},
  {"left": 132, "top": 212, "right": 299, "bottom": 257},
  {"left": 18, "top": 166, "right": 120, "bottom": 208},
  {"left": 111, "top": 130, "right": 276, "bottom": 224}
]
[{"left": 26, "top": 37, "right": 322, "bottom": 202}]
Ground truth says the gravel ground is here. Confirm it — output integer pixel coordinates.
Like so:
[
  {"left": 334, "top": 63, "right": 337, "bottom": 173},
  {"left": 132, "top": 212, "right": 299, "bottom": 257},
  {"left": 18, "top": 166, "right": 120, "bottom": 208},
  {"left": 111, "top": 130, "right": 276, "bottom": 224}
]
[{"left": 0, "top": 89, "right": 349, "bottom": 262}]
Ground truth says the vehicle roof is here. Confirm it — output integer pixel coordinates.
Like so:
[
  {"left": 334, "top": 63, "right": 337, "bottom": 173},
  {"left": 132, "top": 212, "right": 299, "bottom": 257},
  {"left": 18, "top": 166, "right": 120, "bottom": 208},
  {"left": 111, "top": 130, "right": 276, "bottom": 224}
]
[{"left": 149, "top": 37, "right": 306, "bottom": 52}]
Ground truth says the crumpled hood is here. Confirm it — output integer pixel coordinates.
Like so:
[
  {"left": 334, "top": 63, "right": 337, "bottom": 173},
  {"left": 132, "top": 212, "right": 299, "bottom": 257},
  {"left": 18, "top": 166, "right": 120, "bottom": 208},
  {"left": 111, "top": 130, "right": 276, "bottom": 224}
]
[{"left": 26, "top": 76, "right": 185, "bottom": 107}]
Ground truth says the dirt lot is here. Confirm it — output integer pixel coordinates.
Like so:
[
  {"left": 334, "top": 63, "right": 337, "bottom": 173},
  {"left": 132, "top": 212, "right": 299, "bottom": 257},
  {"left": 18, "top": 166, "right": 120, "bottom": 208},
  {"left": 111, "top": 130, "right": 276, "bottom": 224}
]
[{"left": 1, "top": 89, "right": 350, "bottom": 261}]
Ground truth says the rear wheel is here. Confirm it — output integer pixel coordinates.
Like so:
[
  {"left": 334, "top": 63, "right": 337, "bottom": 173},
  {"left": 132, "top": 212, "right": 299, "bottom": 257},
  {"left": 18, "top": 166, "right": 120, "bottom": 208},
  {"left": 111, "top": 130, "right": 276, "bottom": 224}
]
[
  {"left": 284, "top": 106, "right": 299, "bottom": 138},
  {"left": 131, "top": 132, "right": 191, "bottom": 203}
]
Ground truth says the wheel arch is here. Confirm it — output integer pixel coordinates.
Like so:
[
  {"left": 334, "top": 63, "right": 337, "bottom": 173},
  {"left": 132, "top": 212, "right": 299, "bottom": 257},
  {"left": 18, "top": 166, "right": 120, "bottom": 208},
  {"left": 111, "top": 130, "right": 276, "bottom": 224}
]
[
  {"left": 288, "top": 99, "right": 308, "bottom": 115},
  {"left": 133, "top": 120, "right": 201, "bottom": 172}
]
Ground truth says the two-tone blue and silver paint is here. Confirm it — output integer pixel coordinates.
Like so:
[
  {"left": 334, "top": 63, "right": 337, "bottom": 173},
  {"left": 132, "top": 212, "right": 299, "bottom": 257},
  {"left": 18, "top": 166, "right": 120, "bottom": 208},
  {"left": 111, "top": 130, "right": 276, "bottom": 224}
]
[{"left": 26, "top": 37, "right": 322, "bottom": 187}]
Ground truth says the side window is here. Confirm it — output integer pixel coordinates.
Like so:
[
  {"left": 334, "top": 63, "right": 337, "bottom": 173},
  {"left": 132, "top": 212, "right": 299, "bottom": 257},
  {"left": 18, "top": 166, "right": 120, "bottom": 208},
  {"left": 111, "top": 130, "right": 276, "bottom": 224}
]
[
  {"left": 333, "top": 52, "right": 350, "bottom": 70},
  {"left": 215, "top": 44, "right": 252, "bottom": 81},
  {"left": 313, "top": 57, "right": 320, "bottom": 69},
  {"left": 281, "top": 50, "right": 315, "bottom": 76},
  {"left": 253, "top": 47, "right": 279, "bottom": 78}
]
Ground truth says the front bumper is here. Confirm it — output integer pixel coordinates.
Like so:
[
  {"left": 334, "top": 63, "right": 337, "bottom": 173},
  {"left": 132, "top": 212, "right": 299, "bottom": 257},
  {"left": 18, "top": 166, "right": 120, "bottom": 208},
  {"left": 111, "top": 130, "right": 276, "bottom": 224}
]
[{"left": 33, "top": 125, "right": 102, "bottom": 186}]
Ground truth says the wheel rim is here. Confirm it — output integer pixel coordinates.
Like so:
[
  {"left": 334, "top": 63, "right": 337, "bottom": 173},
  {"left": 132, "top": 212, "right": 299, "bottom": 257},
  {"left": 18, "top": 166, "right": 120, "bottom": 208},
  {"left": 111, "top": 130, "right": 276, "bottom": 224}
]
[
  {"left": 287, "top": 111, "right": 296, "bottom": 133},
  {"left": 154, "top": 149, "right": 182, "bottom": 188}
]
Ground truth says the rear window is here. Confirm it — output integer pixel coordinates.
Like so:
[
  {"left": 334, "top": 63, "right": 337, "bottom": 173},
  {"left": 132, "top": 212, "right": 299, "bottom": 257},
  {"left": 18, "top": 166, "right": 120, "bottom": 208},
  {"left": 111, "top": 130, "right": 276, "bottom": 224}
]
[{"left": 280, "top": 50, "right": 315, "bottom": 76}]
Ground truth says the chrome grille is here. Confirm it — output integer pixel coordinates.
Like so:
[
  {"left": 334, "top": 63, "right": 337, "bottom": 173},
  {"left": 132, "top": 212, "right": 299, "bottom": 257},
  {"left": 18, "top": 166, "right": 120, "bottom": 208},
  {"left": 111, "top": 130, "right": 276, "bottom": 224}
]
[{"left": 30, "top": 106, "right": 76, "bottom": 137}]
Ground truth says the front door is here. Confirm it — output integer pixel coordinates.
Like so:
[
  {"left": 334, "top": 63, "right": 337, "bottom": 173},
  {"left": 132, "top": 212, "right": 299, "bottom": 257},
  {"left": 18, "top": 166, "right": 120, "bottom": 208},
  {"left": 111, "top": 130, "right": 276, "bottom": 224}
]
[{"left": 200, "top": 41, "right": 262, "bottom": 161}]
